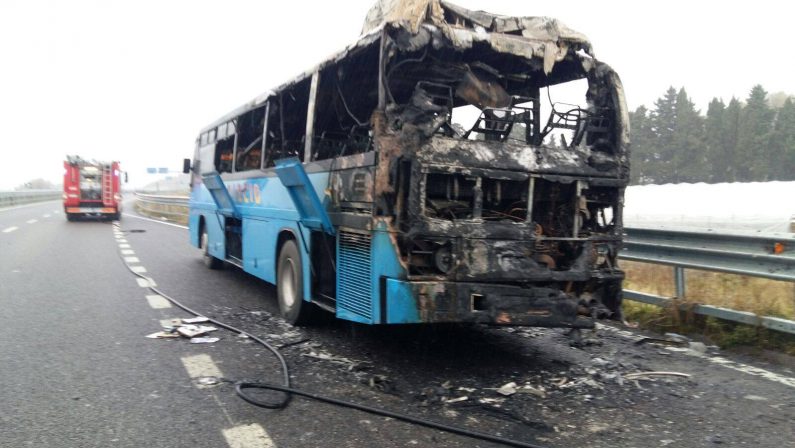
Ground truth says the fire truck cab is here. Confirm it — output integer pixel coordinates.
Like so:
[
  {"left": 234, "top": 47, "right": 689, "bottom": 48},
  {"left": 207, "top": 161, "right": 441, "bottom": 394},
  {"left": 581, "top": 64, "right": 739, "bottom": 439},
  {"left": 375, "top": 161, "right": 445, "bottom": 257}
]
[{"left": 63, "top": 155, "right": 124, "bottom": 221}]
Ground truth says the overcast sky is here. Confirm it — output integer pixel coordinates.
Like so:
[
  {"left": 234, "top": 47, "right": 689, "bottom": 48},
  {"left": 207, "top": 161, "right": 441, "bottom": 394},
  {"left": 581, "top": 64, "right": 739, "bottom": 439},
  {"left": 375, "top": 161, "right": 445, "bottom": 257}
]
[{"left": 1, "top": 0, "right": 792, "bottom": 190}]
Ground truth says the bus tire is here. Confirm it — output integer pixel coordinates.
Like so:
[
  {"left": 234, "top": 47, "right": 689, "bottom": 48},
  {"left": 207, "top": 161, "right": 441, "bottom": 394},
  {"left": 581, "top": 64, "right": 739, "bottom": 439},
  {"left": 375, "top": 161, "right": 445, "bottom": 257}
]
[
  {"left": 277, "top": 239, "right": 315, "bottom": 325},
  {"left": 201, "top": 227, "right": 224, "bottom": 270},
  {"left": 66, "top": 213, "right": 76, "bottom": 222}
]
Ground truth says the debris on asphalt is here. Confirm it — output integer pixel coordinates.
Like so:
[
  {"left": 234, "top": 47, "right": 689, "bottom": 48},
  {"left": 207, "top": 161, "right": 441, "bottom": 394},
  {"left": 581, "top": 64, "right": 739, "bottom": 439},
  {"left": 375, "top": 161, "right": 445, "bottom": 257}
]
[
  {"left": 145, "top": 331, "right": 179, "bottom": 339},
  {"left": 368, "top": 375, "right": 396, "bottom": 394},
  {"left": 443, "top": 396, "right": 469, "bottom": 404},
  {"left": 190, "top": 337, "right": 220, "bottom": 344},
  {"left": 496, "top": 382, "right": 518, "bottom": 396},
  {"left": 635, "top": 337, "right": 689, "bottom": 347},
  {"left": 516, "top": 385, "right": 546, "bottom": 399},
  {"left": 624, "top": 371, "right": 692, "bottom": 380},
  {"left": 664, "top": 333, "right": 691, "bottom": 344},
  {"left": 197, "top": 376, "right": 221, "bottom": 387},
  {"left": 177, "top": 325, "right": 219, "bottom": 338},
  {"left": 302, "top": 350, "right": 369, "bottom": 371},
  {"left": 182, "top": 316, "right": 210, "bottom": 324}
]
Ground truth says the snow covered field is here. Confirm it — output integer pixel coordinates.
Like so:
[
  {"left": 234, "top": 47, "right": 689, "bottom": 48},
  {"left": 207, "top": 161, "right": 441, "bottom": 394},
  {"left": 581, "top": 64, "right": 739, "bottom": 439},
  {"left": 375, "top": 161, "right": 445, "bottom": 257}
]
[{"left": 624, "top": 181, "right": 795, "bottom": 233}]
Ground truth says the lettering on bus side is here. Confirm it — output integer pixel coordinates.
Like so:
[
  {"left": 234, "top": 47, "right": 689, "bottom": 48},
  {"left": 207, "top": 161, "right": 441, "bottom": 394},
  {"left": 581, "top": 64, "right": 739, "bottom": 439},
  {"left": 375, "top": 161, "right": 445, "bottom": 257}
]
[{"left": 227, "top": 182, "right": 262, "bottom": 205}]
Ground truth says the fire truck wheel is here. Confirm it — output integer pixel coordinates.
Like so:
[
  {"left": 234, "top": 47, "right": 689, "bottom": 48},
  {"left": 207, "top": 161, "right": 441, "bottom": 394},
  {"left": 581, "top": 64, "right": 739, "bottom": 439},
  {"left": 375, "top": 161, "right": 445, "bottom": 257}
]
[
  {"left": 201, "top": 227, "right": 224, "bottom": 270},
  {"left": 277, "top": 239, "right": 316, "bottom": 325}
]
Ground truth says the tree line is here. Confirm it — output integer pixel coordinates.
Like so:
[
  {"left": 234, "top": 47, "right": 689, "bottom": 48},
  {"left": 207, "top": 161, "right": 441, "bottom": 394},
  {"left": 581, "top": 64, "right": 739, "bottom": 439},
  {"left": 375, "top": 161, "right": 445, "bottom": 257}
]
[{"left": 629, "top": 85, "right": 795, "bottom": 185}]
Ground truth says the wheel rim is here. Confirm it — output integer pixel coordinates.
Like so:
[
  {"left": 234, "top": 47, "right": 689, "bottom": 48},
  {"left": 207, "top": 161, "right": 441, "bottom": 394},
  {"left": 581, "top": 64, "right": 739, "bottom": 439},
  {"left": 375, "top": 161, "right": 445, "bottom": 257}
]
[{"left": 280, "top": 258, "right": 297, "bottom": 308}]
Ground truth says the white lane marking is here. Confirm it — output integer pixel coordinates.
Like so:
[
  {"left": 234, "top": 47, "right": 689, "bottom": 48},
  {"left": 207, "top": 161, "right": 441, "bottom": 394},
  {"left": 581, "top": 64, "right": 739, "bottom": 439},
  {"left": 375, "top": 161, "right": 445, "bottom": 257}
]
[
  {"left": 26, "top": 219, "right": 38, "bottom": 224},
  {"left": 119, "top": 244, "right": 131, "bottom": 249},
  {"left": 136, "top": 277, "right": 156, "bottom": 288},
  {"left": 117, "top": 239, "right": 128, "bottom": 243},
  {"left": 0, "top": 200, "right": 59, "bottom": 213},
  {"left": 181, "top": 354, "right": 223, "bottom": 380},
  {"left": 3, "top": 226, "right": 19, "bottom": 233},
  {"left": 222, "top": 424, "right": 275, "bottom": 448},
  {"left": 146, "top": 294, "right": 172, "bottom": 309},
  {"left": 121, "top": 249, "right": 135, "bottom": 255},
  {"left": 124, "top": 256, "right": 140, "bottom": 263},
  {"left": 122, "top": 212, "right": 188, "bottom": 229},
  {"left": 130, "top": 265, "right": 147, "bottom": 273},
  {"left": 42, "top": 214, "right": 51, "bottom": 218},
  {"left": 54, "top": 210, "right": 60, "bottom": 213},
  {"left": 664, "top": 346, "right": 795, "bottom": 389},
  {"left": 597, "top": 323, "right": 795, "bottom": 389}
]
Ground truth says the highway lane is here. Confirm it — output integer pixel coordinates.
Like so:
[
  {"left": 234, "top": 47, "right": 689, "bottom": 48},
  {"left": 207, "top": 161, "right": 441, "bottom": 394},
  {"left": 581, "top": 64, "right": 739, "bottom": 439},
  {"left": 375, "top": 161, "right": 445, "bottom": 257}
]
[
  {"left": 0, "top": 204, "right": 245, "bottom": 447},
  {"left": 2, "top": 199, "right": 795, "bottom": 447},
  {"left": 0, "top": 200, "right": 62, "bottom": 231}
]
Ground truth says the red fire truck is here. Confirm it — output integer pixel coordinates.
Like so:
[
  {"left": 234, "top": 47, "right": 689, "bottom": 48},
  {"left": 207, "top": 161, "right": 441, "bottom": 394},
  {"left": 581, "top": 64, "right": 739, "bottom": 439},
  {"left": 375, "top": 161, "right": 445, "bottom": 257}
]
[{"left": 63, "top": 155, "right": 125, "bottom": 221}]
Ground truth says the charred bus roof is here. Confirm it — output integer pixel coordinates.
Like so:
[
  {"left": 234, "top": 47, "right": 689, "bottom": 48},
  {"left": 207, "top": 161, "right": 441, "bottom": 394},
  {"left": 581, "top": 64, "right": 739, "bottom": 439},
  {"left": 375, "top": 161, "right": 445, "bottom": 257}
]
[{"left": 198, "top": 0, "right": 612, "bottom": 135}]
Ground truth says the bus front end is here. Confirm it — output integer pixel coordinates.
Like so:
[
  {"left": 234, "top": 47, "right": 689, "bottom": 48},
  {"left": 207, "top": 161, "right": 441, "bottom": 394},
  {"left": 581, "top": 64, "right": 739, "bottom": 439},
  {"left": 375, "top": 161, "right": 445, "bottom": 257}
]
[{"left": 341, "top": 2, "right": 630, "bottom": 328}]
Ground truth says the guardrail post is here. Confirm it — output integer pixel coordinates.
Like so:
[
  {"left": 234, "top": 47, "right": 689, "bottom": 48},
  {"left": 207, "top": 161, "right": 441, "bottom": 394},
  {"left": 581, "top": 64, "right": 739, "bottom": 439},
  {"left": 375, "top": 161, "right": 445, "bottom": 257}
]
[{"left": 674, "top": 266, "right": 686, "bottom": 299}]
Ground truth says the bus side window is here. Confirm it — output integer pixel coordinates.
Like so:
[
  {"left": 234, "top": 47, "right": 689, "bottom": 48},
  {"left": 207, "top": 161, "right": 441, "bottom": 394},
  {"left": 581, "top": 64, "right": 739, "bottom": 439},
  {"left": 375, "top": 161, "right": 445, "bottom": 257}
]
[
  {"left": 263, "top": 101, "right": 281, "bottom": 168},
  {"left": 198, "top": 143, "right": 215, "bottom": 174},
  {"left": 310, "top": 42, "right": 379, "bottom": 161},
  {"left": 235, "top": 108, "right": 266, "bottom": 172}
]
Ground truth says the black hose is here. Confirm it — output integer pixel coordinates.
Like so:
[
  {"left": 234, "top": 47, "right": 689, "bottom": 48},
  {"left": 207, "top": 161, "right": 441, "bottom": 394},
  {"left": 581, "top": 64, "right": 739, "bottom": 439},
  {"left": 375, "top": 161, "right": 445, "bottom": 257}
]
[{"left": 115, "top": 225, "right": 548, "bottom": 448}]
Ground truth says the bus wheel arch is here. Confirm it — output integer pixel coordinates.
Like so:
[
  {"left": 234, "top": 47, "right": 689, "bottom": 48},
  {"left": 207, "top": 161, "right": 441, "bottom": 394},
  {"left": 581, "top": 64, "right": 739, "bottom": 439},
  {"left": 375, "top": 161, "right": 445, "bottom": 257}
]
[{"left": 276, "top": 231, "right": 316, "bottom": 325}]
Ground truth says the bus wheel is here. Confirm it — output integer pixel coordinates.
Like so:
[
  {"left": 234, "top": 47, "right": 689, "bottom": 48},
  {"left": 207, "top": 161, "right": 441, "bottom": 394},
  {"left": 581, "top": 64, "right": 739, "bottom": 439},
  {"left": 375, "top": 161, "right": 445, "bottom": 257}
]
[
  {"left": 277, "top": 239, "right": 315, "bottom": 325},
  {"left": 201, "top": 227, "right": 223, "bottom": 270},
  {"left": 66, "top": 213, "right": 75, "bottom": 222}
]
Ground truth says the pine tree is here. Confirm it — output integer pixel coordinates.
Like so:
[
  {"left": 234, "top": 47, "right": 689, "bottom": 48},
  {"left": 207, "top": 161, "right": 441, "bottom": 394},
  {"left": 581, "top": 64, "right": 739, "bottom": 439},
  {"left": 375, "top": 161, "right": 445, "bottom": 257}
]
[
  {"left": 737, "top": 85, "right": 773, "bottom": 181},
  {"left": 769, "top": 98, "right": 795, "bottom": 180},
  {"left": 670, "top": 88, "right": 706, "bottom": 183},
  {"left": 649, "top": 87, "right": 678, "bottom": 183},
  {"left": 704, "top": 98, "right": 726, "bottom": 182},
  {"left": 629, "top": 105, "right": 654, "bottom": 184},
  {"left": 722, "top": 98, "right": 742, "bottom": 182}
]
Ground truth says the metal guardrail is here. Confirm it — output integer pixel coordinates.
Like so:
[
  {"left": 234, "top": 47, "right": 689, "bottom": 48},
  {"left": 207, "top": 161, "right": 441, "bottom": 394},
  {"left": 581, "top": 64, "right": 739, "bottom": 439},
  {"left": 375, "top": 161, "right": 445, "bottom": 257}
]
[
  {"left": 621, "top": 227, "right": 795, "bottom": 335},
  {"left": 134, "top": 192, "right": 190, "bottom": 220},
  {"left": 622, "top": 227, "right": 795, "bottom": 282},
  {"left": 133, "top": 193, "right": 795, "bottom": 334},
  {"left": 0, "top": 190, "right": 61, "bottom": 208}
]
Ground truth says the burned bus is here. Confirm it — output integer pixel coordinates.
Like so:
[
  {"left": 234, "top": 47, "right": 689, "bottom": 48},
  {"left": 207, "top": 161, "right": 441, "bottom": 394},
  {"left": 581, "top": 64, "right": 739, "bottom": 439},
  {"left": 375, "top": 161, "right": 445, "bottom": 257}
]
[{"left": 185, "top": 0, "right": 629, "bottom": 328}]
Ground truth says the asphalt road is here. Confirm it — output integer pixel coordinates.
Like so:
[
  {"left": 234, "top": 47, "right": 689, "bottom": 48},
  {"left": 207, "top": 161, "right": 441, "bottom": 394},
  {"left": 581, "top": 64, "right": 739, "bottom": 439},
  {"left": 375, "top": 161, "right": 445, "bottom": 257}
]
[{"left": 1, "top": 199, "right": 794, "bottom": 448}]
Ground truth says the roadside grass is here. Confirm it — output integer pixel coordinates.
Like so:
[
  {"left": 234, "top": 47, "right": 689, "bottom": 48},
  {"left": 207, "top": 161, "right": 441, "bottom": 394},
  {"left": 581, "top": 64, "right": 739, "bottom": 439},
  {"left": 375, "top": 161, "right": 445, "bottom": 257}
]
[{"left": 620, "top": 261, "right": 795, "bottom": 355}]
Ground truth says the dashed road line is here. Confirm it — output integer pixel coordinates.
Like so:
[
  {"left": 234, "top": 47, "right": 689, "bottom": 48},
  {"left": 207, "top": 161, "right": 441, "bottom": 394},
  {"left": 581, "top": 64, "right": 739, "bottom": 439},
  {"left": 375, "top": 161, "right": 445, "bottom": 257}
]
[
  {"left": 136, "top": 277, "right": 156, "bottom": 288},
  {"left": 181, "top": 354, "right": 223, "bottom": 380},
  {"left": 222, "top": 424, "right": 276, "bottom": 448},
  {"left": 26, "top": 219, "right": 37, "bottom": 224},
  {"left": 124, "top": 256, "right": 140, "bottom": 263},
  {"left": 121, "top": 249, "right": 135, "bottom": 255},
  {"left": 42, "top": 214, "right": 51, "bottom": 218},
  {"left": 119, "top": 243, "right": 131, "bottom": 249},
  {"left": 2, "top": 226, "right": 19, "bottom": 233},
  {"left": 146, "top": 294, "right": 172, "bottom": 309},
  {"left": 130, "top": 265, "right": 147, "bottom": 274}
]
